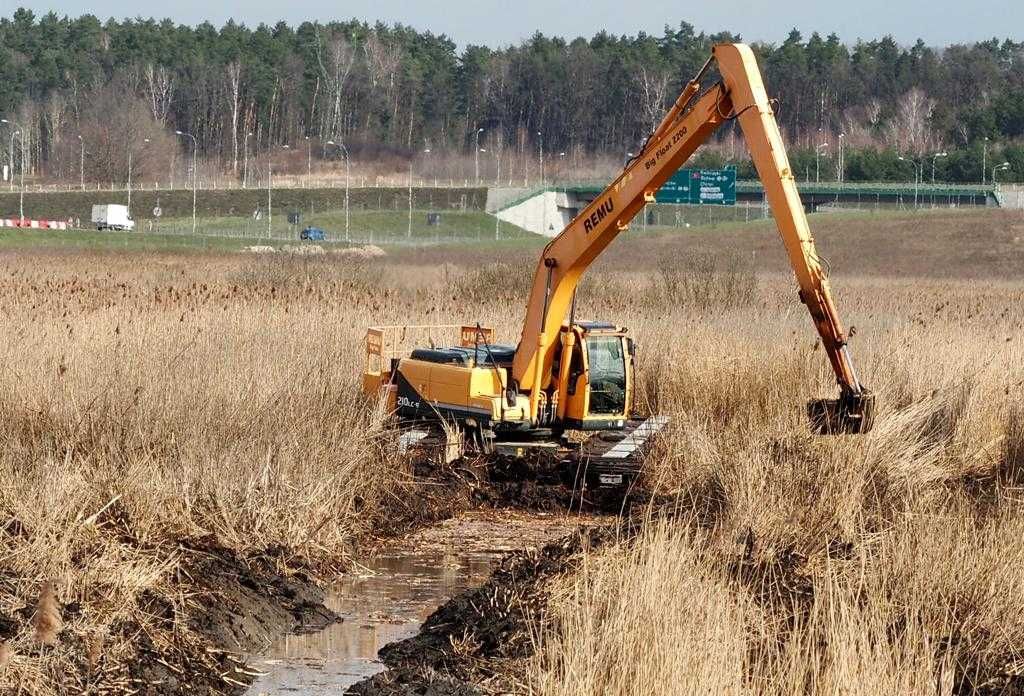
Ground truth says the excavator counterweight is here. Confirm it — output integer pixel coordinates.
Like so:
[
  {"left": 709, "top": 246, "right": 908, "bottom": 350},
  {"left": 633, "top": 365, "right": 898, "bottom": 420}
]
[{"left": 363, "top": 43, "right": 875, "bottom": 494}]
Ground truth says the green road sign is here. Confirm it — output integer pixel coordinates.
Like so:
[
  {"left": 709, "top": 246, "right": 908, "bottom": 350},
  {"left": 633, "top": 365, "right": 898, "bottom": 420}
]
[{"left": 656, "top": 168, "right": 736, "bottom": 205}]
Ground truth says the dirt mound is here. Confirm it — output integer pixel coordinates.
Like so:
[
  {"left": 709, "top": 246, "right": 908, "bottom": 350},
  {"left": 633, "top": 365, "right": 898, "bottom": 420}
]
[
  {"left": 125, "top": 542, "right": 341, "bottom": 694},
  {"left": 332, "top": 244, "right": 387, "bottom": 259},
  {"left": 348, "top": 526, "right": 619, "bottom": 694}
]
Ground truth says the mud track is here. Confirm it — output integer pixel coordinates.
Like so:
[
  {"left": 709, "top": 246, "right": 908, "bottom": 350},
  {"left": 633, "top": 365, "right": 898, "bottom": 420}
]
[{"left": 130, "top": 455, "right": 633, "bottom": 694}]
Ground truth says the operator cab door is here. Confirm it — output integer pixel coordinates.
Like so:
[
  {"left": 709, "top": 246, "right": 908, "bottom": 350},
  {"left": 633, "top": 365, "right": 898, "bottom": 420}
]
[{"left": 563, "top": 330, "right": 633, "bottom": 430}]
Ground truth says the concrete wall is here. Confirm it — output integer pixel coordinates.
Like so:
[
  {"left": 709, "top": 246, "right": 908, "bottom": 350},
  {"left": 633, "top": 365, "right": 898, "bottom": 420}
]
[{"left": 494, "top": 189, "right": 583, "bottom": 237}]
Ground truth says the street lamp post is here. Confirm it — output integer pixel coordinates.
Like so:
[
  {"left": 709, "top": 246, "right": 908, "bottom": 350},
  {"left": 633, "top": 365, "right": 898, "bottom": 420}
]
[
  {"left": 407, "top": 158, "right": 413, "bottom": 238},
  {"left": 127, "top": 138, "right": 150, "bottom": 217},
  {"left": 993, "top": 162, "right": 1011, "bottom": 186},
  {"left": 305, "top": 135, "right": 312, "bottom": 179},
  {"left": 815, "top": 142, "right": 828, "bottom": 183},
  {"left": 243, "top": 132, "right": 253, "bottom": 188},
  {"left": 537, "top": 131, "right": 544, "bottom": 186},
  {"left": 931, "top": 151, "right": 948, "bottom": 184},
  {"left": 326, "top": 140, "right": 350, "bottom": 241},
  {"left": 267, "top": 144, "right": 289, "bottom": 238},
  {"left": 11, "top": 130, "right": 24, "bottom": 220},
  {"left": 3, "top": 121, "right": 17, "bottom": 193},
  {"left": 175, "top": 130, "right": 198, "bottom": 235},
  {"left": 77, "top": 135, "right": 85, "bottom": 191},
  {"left": 473, "top": 127, "right": 484, "bottom": 185},
  {"left": 838, "top": 133, "right": 845, "bottom": 183},
  {"left": 1, "top": 119, "right": 14, "bottom": 192},
  {"left": 982, "top": 136, "right": 990, "bottom": 185},
  {"left": 898, "top": 155, "right": 923, "bottom": 207}
]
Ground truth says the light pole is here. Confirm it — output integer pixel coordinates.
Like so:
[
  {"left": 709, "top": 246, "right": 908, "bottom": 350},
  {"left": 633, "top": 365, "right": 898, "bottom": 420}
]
[
  {"left": 1, "top": 118, "right": 13, "bottom": 191},
  {"left": 12, "top": 130, "right": 24, "bottom": 220},
  {"left": 837, "top": 133, "right": 845, "bottom": 183},
  {"left": 537, "top": 131, "right": 544, "bottom": 186},
  {"left": 3, "top": 120, "right": 17, "bottom": 193},
  {"left": 982, "top": 136, "right": 989, "bottom": 185},
  {"left": 931, "top": 151, "right": 948, "bottom": 184},
  {"left": 305, "top": 135, "right": 312, "bottom": 179},
  {"left": 407, "top": 157, "right": 414, "bottom": 238},
  {"left": 127, "top": 138, "right": 150, "bottom": 217},
  {"left": 77, "top": 135, "right": 85, "bottom": 191},
  {"left": 898, "top": 155, "right": 923, "bottom": 207},
  {"left": 993, "top": 162, "right": 1011, "bottom": 186},
  {"left": 175, "top": 130, "right": 198, "bottom": 235},
  {"left": 326, "top": 140, "right": 350, "bottom": 241},
  {"left": 473, "top": 127, "right": 484, "bottom": 185},
  {"left": 243, "top": 132, "right": 253, "bottom": 188},
  {"left": 815, "top": 142, "right": 828, "bottom": 183},
  {"left": 267, "top": 144, "right": 289, "bottom": 238}
]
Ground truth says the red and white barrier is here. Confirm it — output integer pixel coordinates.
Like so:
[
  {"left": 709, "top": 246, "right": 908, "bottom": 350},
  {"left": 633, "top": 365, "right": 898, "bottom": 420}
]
[{"left": 0, "top": 218, "right": 72, "bottom": 230}]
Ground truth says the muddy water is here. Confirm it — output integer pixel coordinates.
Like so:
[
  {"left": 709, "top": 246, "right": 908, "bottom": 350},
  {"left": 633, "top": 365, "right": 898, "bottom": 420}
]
[{"left": 246, "top": 510, "right": 590, "bottom": 695}]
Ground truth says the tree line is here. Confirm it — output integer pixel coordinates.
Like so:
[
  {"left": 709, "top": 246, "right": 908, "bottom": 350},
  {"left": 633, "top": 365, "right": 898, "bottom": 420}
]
[{"left": 0, "top": 7, "right": 1022, "bottom": 185}]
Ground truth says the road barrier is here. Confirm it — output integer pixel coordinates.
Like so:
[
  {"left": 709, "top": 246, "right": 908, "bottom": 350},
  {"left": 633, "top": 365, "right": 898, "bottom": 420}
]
[{"left": 0, "top": 218, "right": 71, "bottom": 229}]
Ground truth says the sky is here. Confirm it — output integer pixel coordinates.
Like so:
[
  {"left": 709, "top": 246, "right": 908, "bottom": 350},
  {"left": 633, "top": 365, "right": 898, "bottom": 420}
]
[{"left": 4, "top": 0, "right": 1022, "bottom": 48}]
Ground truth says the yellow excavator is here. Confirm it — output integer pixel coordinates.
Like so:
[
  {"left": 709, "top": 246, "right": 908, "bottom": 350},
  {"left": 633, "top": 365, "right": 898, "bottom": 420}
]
[{"left": 363, "top": 43, "right": 875, "bottom": 486}]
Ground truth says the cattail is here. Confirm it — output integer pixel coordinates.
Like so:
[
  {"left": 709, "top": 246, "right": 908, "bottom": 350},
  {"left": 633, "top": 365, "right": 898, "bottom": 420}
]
[
  {"left": 0, "top": 640, "right": 11, "bottom": 669},
  {"left": 32, "top": 581, "right": 62, "bottom": 646},
  {"left": 86, "top": 633, "right": 105, "bottom": 670}
]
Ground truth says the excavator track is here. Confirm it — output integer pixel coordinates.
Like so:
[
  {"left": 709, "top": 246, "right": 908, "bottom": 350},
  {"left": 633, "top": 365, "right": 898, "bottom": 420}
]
[{"left": 397, "top": 416, "right": 671, "bottom": 495}]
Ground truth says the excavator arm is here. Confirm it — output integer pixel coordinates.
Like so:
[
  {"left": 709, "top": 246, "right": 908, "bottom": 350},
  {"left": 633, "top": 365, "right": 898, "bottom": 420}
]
[{"left": 511, "top": 43, "right": 874, "bottom": 434}]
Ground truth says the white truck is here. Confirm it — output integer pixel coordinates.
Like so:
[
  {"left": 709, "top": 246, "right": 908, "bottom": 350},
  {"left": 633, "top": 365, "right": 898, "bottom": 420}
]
[{"left": 91, "top": 204, "right": 135, "bottom": 231}]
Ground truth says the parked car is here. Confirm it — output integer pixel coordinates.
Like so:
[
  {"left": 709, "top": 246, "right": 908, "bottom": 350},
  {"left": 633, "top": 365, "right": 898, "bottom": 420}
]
[{"left": 300, "top": 226, "right": 326, "bottom": 241}]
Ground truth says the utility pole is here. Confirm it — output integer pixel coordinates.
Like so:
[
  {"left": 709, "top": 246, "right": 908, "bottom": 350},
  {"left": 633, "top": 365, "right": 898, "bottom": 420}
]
[
  {"left": 474, "top": 127, "right": 484, "bottom": 185},
  {"left": 175, "top": 130, "right": 198, "bottom": 235},
  {"left": 326, "top": 140, "right": 351, "bottom": 241}
]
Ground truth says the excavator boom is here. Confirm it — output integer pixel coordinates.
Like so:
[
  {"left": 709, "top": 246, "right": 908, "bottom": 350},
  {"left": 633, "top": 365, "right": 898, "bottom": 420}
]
[{"left": 512, "top": 43, "right": 874, "bottom": 434}]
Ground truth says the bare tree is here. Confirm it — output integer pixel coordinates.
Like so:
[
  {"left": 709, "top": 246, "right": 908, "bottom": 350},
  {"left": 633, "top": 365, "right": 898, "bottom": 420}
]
[
  {"left": 888, "top": 88, "right": 936, "bottom": 154},
  {"left": 43, "top": 92, "right": 69, "bottom": 177},
  {"left": 144, "top": 64, "right": 175, "bottom": 126},
  {"left": 638, "top": 66, "right": 671, "bottom": 134},
  {"left": 226, "top": 61, "right": 244, "bottom": 174},
  {"left": 364, "top": 33, "right": 403, "bottom": 137},
  {"left": 314, "top": 27, "right": 357, "bottom": 141}
]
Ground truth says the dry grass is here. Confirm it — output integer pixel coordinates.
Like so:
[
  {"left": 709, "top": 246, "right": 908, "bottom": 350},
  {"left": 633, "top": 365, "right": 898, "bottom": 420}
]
[
  {"left": 525, "top": 223, "right": 1024, "bottom": 694},
  {"left": 2, "top": 208, "right": 1024, "bottom": 693}
]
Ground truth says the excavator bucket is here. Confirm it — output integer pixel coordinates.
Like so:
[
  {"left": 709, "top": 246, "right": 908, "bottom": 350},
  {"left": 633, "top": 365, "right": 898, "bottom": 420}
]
[{"left": 807, "top": 391, "right": 876, "bottom": 435}]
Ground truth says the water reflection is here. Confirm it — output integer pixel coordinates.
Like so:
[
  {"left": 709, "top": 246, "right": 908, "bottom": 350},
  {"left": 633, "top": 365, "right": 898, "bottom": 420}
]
[{"left": 247, "top": 511, "right": 582, "bottom": 695}]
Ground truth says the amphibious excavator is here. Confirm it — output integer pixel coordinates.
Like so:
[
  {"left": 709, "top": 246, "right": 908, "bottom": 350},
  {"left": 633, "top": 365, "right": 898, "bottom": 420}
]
[{"left": 363, "top": 43, "right": 875, "bottom": 487}]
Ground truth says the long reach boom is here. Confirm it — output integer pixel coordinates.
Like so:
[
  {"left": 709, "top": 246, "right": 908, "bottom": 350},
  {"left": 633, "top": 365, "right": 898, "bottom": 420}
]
[{"left": 511, "top": 43, "right": 874, "bottom": 433}]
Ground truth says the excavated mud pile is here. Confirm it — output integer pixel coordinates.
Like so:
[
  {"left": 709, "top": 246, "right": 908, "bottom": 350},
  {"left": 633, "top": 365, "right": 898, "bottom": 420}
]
[{"left": 348, "top": 526, "right": 620, "bottom": 695}]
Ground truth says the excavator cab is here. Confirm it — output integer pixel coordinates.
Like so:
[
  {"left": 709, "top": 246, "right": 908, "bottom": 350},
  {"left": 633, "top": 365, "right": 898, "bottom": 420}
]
[{"left": 557, "top": 322, "right": 633, "bottom": 431}]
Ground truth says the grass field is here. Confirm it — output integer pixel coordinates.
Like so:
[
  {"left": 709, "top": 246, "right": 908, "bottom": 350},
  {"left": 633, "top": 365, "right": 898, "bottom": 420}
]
[
  {"left": 2, "top": 207, "right": 1024, "bottom": 693},
  {"left": 148, "top": 208, "right": 535, "bottom": 243}
]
